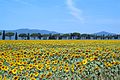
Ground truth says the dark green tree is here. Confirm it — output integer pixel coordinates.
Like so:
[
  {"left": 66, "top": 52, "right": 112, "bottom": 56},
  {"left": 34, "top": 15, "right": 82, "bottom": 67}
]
[
  {"left": 19, "top": 33, "right": 27, "bottom": 40},
  {"left": 81, "top": 34, "right": 88, "bottom": 39},
  {"left": 42, "top": 34, "right": 50, "bottom": 40},
  {"left": 5, "top": 32, "right": 14, "bottom": 40},
  {"left": 15, "top": 32, "right": 18, "bottom": 40},
  {"left": 71, "top": 32, "right": 80, "bottom": 39},
  {"left": 62, "top": 34, "right": 70, "bottom": 40},
  {"left": 0, "top": 32, "right": 1, "bottom": 40},
  {"left": 30, "top": 33, "right": 38, "bottom": 40},
  {"left": 38, "top": 33, "right": 42, "bottom": 40},
  {"left": 27, "top": 33, "right": 30, "bottom": 40},
  {"left": 114, "top": 35, "right": 119, "bottom": 39},
  {"left": 53, "top": 34, "right": 60, "bottom": 40},
  {"left": 2, "top": 30, "right": 5, "bottom": 40},
  {"left": 0, "top": 32, "right": 1, "bottom": 39},
  {"left": 0, "top": 32, "right": 1, "bottom": 36},
  {"left": 118, "top": 34, "right": 120, "bottom": 39}
]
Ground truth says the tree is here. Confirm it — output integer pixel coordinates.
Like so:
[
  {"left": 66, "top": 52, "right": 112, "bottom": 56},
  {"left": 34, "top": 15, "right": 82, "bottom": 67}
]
[
  {"left": 38, "top": 33, "right": 42, "bottom": 40},
  {"left": 2, "top": 30, "right": 5, "bottom": 40},
  {"left": 118, "top": 34, "right": 120, "bottom": 39},
  {"left": 53, "top": 34, "right": 60, "bottom": 40},
  {"left": 15, "top": 32, "right": 18, "bottom": 40},
  {"left": 27, "top": 33, "right": 30, "bottom": 40},
  {"left": 81, "top": 34, "right": 88, "bottom": 39},
  {"left": 5, "top": 32, "right": 14, "bottom": 40},
  {"left": 48, "top": 33, "right": 53, "bottom": 40},
  {"left": 30, "top": 33, "right": 38, "bottom": 40},
  {"left": 89, "top": 34, "right": 95, "bottom": 40},
  {"left": 62, "top": 34, "right": 70, "bottom": 40},
  {"left": 113, "top": 35, "right": 119, "bottom": 39},
  {"left": 0, "top": 32, "right": 1, "bottom": 36},
  {"left": 0, "top": 32, "right": 1, "bottom": 39},
  {"left": 101, "top": 35, "right": 105, "bottom": 40},
  {"left": 0, "top": 32, "right": 1, "bottom": 40},
  {"left": 92, "top": 35, "right": 97, "bottom": 40},
  {"left": 70, "top": 32, "right": 80, "bottom": 39},
  {"left": 86, "top": 34, "right": 91, "bottom": 39},
  {"left": 41, "top": 34, "right": 50, "bottom": 40},
  {"left": 19, "top": 33, "right": 27, "bottom": 40}
]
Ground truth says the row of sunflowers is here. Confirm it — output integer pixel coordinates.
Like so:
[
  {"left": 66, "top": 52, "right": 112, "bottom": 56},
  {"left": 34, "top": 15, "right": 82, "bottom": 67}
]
[{"left": 0, "top": 40, "right": 120, "bottom": 80}]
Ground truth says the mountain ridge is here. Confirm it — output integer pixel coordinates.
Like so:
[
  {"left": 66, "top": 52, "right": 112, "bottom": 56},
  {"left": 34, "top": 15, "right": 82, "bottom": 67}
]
[
  {"left": 93, "top": 31, "right": 116, "bottom": 35},
  {"left": 0, "top": 29, "right": 118, "bottom": 35},
  {"left": 0, "top": 28, "right": 58, "bottom": 34}
]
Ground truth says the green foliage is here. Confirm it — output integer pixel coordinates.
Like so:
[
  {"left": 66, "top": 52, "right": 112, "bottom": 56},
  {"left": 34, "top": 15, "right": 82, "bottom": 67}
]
[
  {"left": 2, "top": 30, "right": 5, "bottom": 40},
  {"left": 38, "top": 33, "right": 42, "bottom": 40},
  {"left": 15, "top": 32, "right": 18, "bottom": 40},
  {"left": 19, "top": 33, "right": 27, "bottom": 40},
  {"left": 0, "top": 32, "right": 1, "bottom": 36},
  {"left": 5, "top": 32, "right": 14, "bottom": 40},
  {"left": 27, "top": 33, "right": 30, "bottom": 40},
  {"left": 30, "top": 33, "right": 39, "bottom": 39}
]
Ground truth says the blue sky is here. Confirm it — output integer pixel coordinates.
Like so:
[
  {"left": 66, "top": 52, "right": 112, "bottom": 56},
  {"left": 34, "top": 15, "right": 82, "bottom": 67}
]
[{"left": 0, "top": 0, "right": 120, "bottom": 33}]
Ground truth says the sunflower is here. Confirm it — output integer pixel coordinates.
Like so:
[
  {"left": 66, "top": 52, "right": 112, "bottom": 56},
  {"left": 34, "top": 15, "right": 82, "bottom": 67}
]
[
  {"left": 13, "top": 76, "right": 19, "bottom": 80},
  {"left": 19, "top": 66, "right": 24, "bottom": 71},
  {"left": 12, "top": 68, "right": 17, "bottom": 74},
  {"left": 46, "top": 72, "right": 52, "bottom": 78},
  {"left": 63, "top": 56, "right": 68, "bottom": 61},
  {"left": 25, "top": 72, "right": 29, "bottom": 77},
  {"left": 94, "top": 66, "right": 99, "bottom": 71},
  {"left": 30, "top": 77, "right": 36, "bottom": 80},
  {"left": 55, "top": 60, "right": 58, "bottom": 64},
  {"left": 59, "top": 66, "right": 63, "bottom": 71},
  {"left": 1, "top": 66, "right": 5, "bottom": 70},
  {"left": 34, "top": 71, "right": 39, "bottom": 77},
  {"left": 37, "top": 64, "right": 44, "bottom": 71},
  {"left": 89, "top": 57, "right": 94, "bottom": 62},
  {"left": 0, "top": 62, "right": 3, "bottom": 66},
  {"left": 76, "top": 62, "right": 82, "bottom": 68},
  {"left": 23, "top": 61, "right": 27, "bottom": 65},
  {"left": 64, "top": 63, "right": 69, "bottom": 67},
  {"left": 52, "top": 66, "right": 57, "bottom": 72},
  {"left": 0, "top": 75, "right": 2, "bottom": 80},
  {"left": 29, "top": 64, "right": 33, "bottom": 69},
  {"left": 104, "top": 62, "right": 112, "bottom": 67},
  {"left": 30, "top": 74, "right": 34, "bottom": 78},
  {"left": 82, "top": 59, "right": 87, "bottom": 65},
  {"left": 46, "top": 60, "right": 50, "bottom": 65},
  {"left": 64, "top": 66, "right": 70, "bottom": 73},
  {"left": 8, "top": 70, "right": 12, "bottom": 74},
  {"left": 45, "top": 64, "right": 50, "bottom": 70},
  {"left": 3, "top": 75, "right": 8, "bottom": 80},
  {"left": 40, "top": 74, "right": 45, "bottom": 79},
  {"left": 71, "top": 64, "right": 75, "bottom": 72}
]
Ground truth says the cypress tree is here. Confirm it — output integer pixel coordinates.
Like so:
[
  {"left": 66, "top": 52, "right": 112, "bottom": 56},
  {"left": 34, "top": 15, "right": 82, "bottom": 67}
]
[
  {"left": 15, "top": 32, "right": 18, "bottom": 40},
  {"left": 27, "top": 33, "right": 30, "bottom": 40},
  {"left": 38, "top": 33, "right": 41, "bottom": 40},
  {"left": 2, "top": 30, "right": 5, "bottom": 40}
]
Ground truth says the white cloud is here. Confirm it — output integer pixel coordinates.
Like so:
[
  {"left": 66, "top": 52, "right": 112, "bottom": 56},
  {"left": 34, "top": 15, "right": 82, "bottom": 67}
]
[{"left": 66, "top": 0, "right": 84, "bottom": 23}]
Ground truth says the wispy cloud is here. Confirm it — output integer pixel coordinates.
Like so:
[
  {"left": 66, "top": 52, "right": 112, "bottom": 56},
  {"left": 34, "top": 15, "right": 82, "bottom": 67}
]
[{"left": 66, "top": 0, "right": 84, "bottom": 23}]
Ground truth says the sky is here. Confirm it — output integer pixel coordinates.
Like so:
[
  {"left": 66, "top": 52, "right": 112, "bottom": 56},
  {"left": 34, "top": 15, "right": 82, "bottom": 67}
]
[{"left": 0, "top": 0, "right": 120, "bottom": 33}]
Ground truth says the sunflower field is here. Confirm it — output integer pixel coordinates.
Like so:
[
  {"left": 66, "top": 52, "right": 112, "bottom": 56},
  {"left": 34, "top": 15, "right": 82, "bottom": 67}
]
[{"left": 0, "top": 40, "right": 120, "bottom": 80}]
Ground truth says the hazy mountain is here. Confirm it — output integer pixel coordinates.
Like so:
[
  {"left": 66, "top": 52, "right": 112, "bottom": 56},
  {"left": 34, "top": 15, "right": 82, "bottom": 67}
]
[
  {"left": 94, "top": 31, "right": 116, "bottom": 36},
  {"left": 0, "top": 29, "right": 117, "bottom": 35},
  {"left": 0, "top": 28, "right": 58, "bottom": 34}
]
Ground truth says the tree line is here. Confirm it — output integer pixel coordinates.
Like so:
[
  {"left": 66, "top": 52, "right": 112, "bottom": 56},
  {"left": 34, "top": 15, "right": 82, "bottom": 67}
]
[{"left": 0, "top": 30, "right": 120, "bottom": 40}]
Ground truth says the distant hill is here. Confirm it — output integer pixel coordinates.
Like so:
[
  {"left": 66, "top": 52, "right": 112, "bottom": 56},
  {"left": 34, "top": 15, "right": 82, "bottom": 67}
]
[
  {"left": 93, "top": 31, "right": 116, "bottom": 36},
  {"left": 0, "top": 29, "right": 118, "bottom": 35},
  {"left": 0, "top": 28, "right": 58, "bottom": 34}
]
